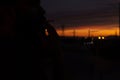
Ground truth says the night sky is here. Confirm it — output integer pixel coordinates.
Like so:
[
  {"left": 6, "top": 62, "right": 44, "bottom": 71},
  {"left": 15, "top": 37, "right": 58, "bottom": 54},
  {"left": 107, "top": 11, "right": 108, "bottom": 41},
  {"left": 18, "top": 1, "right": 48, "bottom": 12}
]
[{"left": 41, "top": 0, "right": 120, "bottom": 37}]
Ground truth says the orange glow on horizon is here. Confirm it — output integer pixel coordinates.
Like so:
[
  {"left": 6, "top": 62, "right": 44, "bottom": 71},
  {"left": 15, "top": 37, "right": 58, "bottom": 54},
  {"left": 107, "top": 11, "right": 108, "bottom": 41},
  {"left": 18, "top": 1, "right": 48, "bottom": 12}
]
[{"left": 56, "top": 25, "right": 119, "bottom": 37}]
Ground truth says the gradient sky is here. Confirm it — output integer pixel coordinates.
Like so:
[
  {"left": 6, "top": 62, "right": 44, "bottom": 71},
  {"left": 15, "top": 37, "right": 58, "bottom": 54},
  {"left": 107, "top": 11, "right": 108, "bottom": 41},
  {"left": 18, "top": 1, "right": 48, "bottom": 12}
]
[{"left": 41, "top": 0, "right": 120, "bottom": 37}]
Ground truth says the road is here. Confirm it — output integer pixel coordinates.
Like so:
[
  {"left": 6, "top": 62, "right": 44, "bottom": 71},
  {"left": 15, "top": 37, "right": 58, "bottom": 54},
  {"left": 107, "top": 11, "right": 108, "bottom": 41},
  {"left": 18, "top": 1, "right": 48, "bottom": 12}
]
[{"left": 62, "top": 39, "right": 120, "bottom": 80}]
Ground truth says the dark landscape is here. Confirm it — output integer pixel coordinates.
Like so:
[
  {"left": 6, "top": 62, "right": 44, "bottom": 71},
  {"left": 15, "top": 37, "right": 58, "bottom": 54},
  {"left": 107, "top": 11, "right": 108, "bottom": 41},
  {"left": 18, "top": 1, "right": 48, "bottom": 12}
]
[{"left": 60, "top": 36, "right": 120, "bottom": 80}]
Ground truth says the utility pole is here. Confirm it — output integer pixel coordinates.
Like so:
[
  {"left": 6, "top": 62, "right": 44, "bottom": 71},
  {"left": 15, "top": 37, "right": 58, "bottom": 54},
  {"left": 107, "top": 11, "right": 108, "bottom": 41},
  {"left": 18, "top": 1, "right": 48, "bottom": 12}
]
[
  {"left": 61, "top": 24, "right": 65, "bottom": 37},
  {"left": 73, "top": 28, "right": 76, "bottom": 38},
  {"left": 118, "top": 3, "right": 120, "bottom": 37},
  {"left": 88, "top": 28, "right": 90, "bottom": 37}
]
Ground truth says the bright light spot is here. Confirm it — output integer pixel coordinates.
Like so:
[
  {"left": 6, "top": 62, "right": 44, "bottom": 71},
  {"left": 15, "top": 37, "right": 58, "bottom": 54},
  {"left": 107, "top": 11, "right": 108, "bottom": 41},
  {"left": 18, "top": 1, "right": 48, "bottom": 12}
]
[
  {"left": 45, "top": 29, "right": 49, "bottom": 36},
  {"left": 102, "top": 37, "right": 105, "bottom": 39},
  {"left": 98, "top": 36, "right": 101, "bottom": 39}
]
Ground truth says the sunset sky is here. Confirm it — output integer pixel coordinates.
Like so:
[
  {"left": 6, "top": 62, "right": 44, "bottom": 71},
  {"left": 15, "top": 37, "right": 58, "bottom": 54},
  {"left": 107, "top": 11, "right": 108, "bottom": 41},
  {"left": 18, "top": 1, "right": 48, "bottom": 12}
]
[{"left": 41, "top": 0, "right": 120, "bottom": 37}]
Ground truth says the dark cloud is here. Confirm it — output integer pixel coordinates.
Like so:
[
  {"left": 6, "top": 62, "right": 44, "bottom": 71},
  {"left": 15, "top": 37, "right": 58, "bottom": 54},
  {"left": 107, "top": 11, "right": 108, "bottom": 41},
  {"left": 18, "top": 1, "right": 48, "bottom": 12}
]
[
  {"left": 48, "top": 5, "right": 118, "bottom": 28},
  {"left": 41, "top": 0, "right": 120, "bottom": 13},
  {"left": 41, "top": 0, "right": 120, "bottom": 29}
]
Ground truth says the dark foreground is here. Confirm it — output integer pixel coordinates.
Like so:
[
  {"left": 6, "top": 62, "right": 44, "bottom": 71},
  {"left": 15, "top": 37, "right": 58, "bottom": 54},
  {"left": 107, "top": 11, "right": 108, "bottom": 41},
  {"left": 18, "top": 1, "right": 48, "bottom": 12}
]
[{"left": 61, "top": 37, "right": 120, "bottom": 80}]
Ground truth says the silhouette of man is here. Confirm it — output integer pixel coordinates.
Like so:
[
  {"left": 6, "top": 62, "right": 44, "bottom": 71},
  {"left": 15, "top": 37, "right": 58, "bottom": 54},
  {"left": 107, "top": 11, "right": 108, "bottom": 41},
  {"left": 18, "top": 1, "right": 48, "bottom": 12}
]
[{"left": 0, "top": 0, "right": 64, "bottom": 80}]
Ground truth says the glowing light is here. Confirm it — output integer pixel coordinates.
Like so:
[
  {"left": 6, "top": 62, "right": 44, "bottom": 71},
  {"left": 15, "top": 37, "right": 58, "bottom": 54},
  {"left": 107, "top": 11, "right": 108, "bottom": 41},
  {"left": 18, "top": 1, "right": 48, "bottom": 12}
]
[
  {"left": 102, "top": 37, "right": 105, "bottom": 39},
  {"left": 98, "top": 36, "right": 101, "bottom": 39},
  {"left": 45, "top": 29, "right": 49, "bottom": 36}
]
